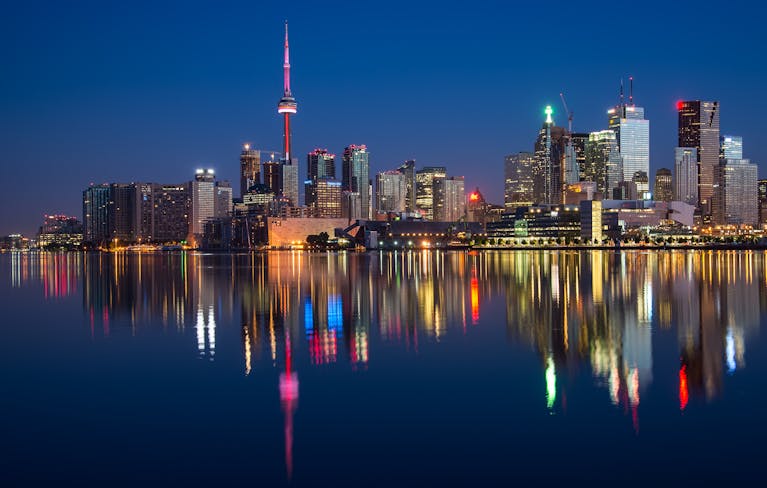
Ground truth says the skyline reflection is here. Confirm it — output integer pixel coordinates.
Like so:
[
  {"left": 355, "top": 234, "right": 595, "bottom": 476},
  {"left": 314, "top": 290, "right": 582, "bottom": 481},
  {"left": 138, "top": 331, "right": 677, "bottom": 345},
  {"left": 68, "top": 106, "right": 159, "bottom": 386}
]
[{"left": 4, "top": 249, "right": 765, "bottom": 481}]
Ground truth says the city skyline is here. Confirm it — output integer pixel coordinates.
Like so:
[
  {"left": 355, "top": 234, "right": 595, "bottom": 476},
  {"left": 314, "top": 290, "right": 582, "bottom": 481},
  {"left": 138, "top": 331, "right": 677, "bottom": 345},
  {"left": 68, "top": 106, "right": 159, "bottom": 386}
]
[{"left": 3, "top": 1, "right": 767, "bottom": 235}]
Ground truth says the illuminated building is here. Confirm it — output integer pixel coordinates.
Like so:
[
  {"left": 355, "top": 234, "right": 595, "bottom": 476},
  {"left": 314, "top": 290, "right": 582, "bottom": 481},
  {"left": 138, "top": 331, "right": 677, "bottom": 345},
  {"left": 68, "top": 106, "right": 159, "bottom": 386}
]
[
  {"left": 281, "top": 163, "right": 299, "bottom": 207},
  {"left": 342, "top": 145, "right": 370, "bottom": 220},
  {"left": 306, "top": 178, "right": 342, "bottom": 218},
  {"left": 653, "top": 168, "right": 673, "bottom": 202},
  {"left": 466, "top": 188, "right": 489, "bottom": 223},
  {"left": 37, "top": 215, "right": 83, "bottom": 248},
  {"left": 490, "top": 204, "right": 581, "bottom": 239},
  {"left": 571, "top": 132, "right": 589, "bottom": 181},
  {"left": 720, "top": 135, "right": 743, "bottom": 160},
  {"left": 305, "top": 149, "right": 336, "bottom": 208},
  {"left": 398, "top": 160, "right": 417, "bottom": 213},
  {"left": 190, "top": 169, "right": 216, "bottom": 239},
  {"left": 678, "top": 100, "right": 719, "bottom": 212},
  {"left": 533, "top": 106, "right": 566, "bottom": 204},
  {"left": 504, "top": 152, "right": 535, "bottom": 211},
  {"left": 674, "top": 147, "right": 698, "bottom": 206},
  {"left": 632, "top": 171, "right": 649, "bottom": 200},
  {"left": 433, "top": 176, "right": 465, "bottom": 222},
  {"left": 758, "top": 179, "right": 767, "bottom": 226},
  {"left": 416, "top": 166, "right": 446, "bottom": 220},
  {"left": 584, "top": 130, "right": 622, "bottom": 196},
  {"left": 375, "top": 170, "right": 407, "bottom": 214},
  {"left": 608, "top": 79, "right": 650, "bottom": 184},
  {"left": 214, "top": 181, "right": 232, "bottom": 218},
  {"left": 563, "top": 181, "right": 597, "bottom": 204},
  {"left": 108, "top": 183, "right": 138, "bottom": 242},
  {"left": 240, "top": 144, "right": 261, "bottom": 198},
  {"left": 152, "top": 183, "right": 190, "bottom": 242},
  {"left": 579, "top": 200, "right": 603, "bottom": 242},
  {"left": 714, "top": 158, "right": 758, "bottom": 226},
  {"left": 82, "top": 184, "right": 110, "bottom": 245},
  {"left": 263, "top": 159, "right": 283, "bottom": 198}
]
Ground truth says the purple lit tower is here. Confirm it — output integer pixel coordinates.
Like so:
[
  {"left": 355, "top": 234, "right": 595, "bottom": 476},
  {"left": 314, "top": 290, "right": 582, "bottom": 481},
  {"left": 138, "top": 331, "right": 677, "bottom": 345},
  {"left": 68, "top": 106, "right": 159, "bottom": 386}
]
[{"left": 278, "top": 21, "right": 297, "bottom": 163}]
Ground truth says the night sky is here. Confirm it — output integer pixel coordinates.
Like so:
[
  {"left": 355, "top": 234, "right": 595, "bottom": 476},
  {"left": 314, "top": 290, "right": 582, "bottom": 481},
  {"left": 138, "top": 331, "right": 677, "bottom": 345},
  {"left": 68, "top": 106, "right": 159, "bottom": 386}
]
[{"left": 2, "top": 0, "right": 766, "bottom": 236}]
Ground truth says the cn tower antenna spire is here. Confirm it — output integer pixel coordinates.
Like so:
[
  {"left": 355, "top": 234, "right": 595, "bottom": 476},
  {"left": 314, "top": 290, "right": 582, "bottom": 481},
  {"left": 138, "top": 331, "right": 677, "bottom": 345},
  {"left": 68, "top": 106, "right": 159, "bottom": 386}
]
[{"left": 283, "top": 20, "right": 291, "bottom": 95}]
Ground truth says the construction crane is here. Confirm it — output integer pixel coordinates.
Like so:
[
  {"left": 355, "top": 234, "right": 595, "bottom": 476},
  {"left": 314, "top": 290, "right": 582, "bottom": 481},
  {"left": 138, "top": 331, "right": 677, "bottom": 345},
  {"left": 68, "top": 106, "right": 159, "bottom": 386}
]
[
  {"left": 559, "top": 92, "right": 579, "bottom": 184},
  {"left": 559, "top": 92, "right": 573, "bottom": 134}
]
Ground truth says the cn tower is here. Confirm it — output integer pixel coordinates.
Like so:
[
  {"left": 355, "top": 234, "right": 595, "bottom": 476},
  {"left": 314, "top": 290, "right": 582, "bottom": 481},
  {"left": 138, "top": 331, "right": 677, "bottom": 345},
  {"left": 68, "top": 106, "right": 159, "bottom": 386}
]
[{"left": 277, "top": 21, "right": 297, "bottom": 163}]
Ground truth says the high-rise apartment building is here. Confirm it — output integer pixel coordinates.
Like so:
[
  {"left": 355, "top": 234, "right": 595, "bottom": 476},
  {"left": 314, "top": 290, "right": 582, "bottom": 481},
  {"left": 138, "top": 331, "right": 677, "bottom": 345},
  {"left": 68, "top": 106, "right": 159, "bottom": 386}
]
[
  {"left": 282, "top": 163, "right": 299, "bottom": 207},
  {"left": 584, "top": 130, "right": 622, "bottom": 197},
  {"left": 415, "top": 166, "right": 446, "bottom": 220},
  {"left": 342, "top": 145, "right": 370, "bottom": 220},
  {"left": 375, "top": 170, "right": 407, "bottom": 214},
  {"left": 678, "top": 100, "right": 720, "bottom": 211},
  {"left": 674, "top": 147, "right": 698, "bottom": 206},
  {"left": 654, "top": 168, "right": 673, "bottom": 202},
  {"left": 240, "top": 144, "right": 261, "bottom": 197},
  {"left": 433, "top": 176, "right": 465, "bottom": 222},
  {"left": 82, "top": 184, "right": 111, "bottom": 245},
  {"left": 504, "top": 152, "right": 535, "bottom": 211},
  {"left": 109, "top": 183, "right": 138, "bottom": 242},
  {"left": 310, "top": 178, "right": 342, "bottom": 218},
  {"left": 152, "top": 183, "right": 190, "bottom": 242},
  {"left": 263, "top": 160, "right": 282, "bottom": 198}
]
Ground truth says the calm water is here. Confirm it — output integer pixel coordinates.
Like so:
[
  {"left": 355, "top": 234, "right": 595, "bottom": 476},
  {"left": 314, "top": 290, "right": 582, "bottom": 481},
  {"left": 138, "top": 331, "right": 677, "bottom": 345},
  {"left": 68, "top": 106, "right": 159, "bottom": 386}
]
[{"left": 2, "top": 250, "right": 766, "bottom": 485}]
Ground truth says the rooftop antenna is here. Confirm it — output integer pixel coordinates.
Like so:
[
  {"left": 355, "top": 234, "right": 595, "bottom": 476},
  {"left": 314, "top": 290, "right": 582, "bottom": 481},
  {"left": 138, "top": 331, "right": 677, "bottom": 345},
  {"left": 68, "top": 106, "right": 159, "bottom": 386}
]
[
  {"left": 620, "top": 78, "right": 624, "bottom": 106},
  {"left": 629, "top": 76, "right": 634, "bottom": 106}
]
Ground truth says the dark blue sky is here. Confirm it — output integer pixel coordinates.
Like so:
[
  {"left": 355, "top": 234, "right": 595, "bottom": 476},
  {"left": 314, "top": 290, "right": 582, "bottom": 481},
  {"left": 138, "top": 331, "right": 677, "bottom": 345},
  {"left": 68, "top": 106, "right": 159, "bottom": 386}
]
[{"left": 2, "top": 0, "right": 766, "bottom": 235}]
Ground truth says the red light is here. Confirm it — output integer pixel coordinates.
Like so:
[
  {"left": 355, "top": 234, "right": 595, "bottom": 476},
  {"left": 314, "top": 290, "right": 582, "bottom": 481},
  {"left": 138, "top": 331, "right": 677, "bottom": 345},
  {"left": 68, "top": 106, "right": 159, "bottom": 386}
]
[
  {"left": 676, "top": 100, "right": 684, "bottom": 111},
  {"left": 469, "top": 193, "right": 479, "bottom": 201},
  {"left": 679, "top": 364, "right": 689, "bottom": 411}
]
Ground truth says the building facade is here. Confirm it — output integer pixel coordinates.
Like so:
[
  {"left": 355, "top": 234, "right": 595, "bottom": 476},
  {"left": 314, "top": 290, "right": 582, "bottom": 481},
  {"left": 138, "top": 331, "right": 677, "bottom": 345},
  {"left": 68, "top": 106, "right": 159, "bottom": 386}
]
[
  {"left": 504, "top": 152, "right": 535, "bottom": 211},
  {"left": 654, "top": 168, "right": 673, "bottom": 202},
  {"left": 375, "top": 170, "right": 407, "bottom": 214},
  {"left": 342, "top": 145, "right": 370, "bottom": 220},
  {"left": 433, "top": 176, "right": 465, "bottom": 222},
  {"left": 415, "top": 166, "right": 446, "bottom": 220},
  {"left": 674, "top": 147, "right": 699, "bottom": 206},
  {"left": 678, "top": 100, "right": 720, "bottom": 212}
]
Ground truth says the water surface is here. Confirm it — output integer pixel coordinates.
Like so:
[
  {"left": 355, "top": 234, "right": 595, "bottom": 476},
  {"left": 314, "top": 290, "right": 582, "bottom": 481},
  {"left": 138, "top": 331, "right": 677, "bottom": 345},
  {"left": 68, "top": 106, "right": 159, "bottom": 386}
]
[{"left": 2, "top": 250, "right": 765, "bottom": 485}]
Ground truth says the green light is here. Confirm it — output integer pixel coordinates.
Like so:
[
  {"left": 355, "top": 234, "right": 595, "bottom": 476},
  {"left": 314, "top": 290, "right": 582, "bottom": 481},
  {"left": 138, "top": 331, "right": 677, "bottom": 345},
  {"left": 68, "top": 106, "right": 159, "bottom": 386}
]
[
  {"left": 545, "top": 105, "right": 554, "bottom": 124},
  {"left": 545, "top": 356, "right": 556, "bottom": 409}
]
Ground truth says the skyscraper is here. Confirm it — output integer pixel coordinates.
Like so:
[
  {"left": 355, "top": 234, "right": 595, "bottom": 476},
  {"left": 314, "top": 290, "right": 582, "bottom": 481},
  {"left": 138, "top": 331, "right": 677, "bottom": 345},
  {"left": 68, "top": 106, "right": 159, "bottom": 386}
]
[
  {"left": 533, "top": 106, "right": 566, "bottom": 204},
  {"left": 433, "top": 176, "right": 465, "bottom": 222},
  {"left": 263, "top": 159, "right": 283, "bottom": 198},
  {"left": 504, "top": 152, "right": 535, "bottom": 211},
  {"left": 674, "top": 147, "right": 699, "bottom": 206},
  {"left": 715, "top": 158, "right": 758, "bottom": 226},
  {"left": 109, "top": 183, "right": 138, "bottom": 242},
  {"left": 416, "top": 166, "right": 446, "bottom": 220},
  {"left": 342, "top": 145, "right": 370, "bottom": 220},
  {"left": 240, "top": 144, "right": 261, "bottom": 197},
  {"left": 608, "top": 80, "right": 650, "bottom": 185},
  {"left": 375, "top": 170, "right": 407, "bottom": 214},
  {"left": 720, "top": 135, "right": 743, "bottom": 160},
  {"left": 398, "top": 160, "right": 417, "bottom": 213},
  {"left": 311, "top": 178, "right": 342, "bottom": 218},
  {"left": 306, "top": 149, "right": 336, "bottom": 207},
  {"left": 678, "top": 100, "right": 720, "bottom": 212},
  {"left": 759, "top": 179, "right": 767, "bottom": 227},
  {"left": 654, "top": 168, "right": 673, "bottom": 202},
  {"left": 584, "top": 130, "right": 622, "bottom": 197},
  {"left": 215, "top": 181, "right": 233, "bottom": 218},
  {"left": 191, "top": 169, "right": 216, "bottom": 239},
  {"left": 82, "top": 184, "right": 111, "bottom": 245}
]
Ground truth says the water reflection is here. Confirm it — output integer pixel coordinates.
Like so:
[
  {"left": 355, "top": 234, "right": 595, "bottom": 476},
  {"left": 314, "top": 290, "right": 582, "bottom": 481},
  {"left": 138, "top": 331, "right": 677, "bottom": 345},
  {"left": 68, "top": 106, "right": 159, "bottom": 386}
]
[{"left": 5, "top": 249, "right": 766, "bottom": 479}]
